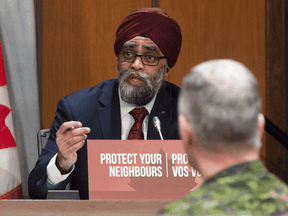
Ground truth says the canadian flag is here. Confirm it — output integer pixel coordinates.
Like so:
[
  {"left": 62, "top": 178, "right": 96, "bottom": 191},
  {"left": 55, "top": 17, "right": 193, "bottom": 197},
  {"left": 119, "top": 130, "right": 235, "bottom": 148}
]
[{"left": 0, "top": 42, "right": 23, "bottom": 199}]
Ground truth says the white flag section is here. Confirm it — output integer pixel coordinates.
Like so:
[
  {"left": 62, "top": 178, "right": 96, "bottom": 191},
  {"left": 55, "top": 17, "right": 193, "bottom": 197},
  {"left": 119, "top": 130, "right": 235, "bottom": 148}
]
[{"left": 0, "top": 43, "right": 23, "bottom": 199}]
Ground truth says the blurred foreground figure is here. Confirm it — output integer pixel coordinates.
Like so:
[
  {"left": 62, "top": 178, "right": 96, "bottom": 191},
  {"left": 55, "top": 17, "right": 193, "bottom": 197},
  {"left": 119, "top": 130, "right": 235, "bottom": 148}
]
[{"left": 159, "top": 59, "right": 288, "bottom": 215}]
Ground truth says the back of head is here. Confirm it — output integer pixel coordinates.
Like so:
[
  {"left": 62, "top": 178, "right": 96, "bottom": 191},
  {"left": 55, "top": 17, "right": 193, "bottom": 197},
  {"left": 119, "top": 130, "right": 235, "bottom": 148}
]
[{"left": 179, "top": 59, "right": 262, "bottom": 149}]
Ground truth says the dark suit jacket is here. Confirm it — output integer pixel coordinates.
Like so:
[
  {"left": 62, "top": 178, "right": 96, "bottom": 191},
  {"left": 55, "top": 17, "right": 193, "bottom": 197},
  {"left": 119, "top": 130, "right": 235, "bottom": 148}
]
[{"left": 28, "top": 79, "right": 180, "bottom": 199}]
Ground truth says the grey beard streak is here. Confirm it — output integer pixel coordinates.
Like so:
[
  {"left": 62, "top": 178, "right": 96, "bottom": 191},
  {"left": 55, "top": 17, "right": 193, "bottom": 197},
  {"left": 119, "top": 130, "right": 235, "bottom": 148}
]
[{"left": 118, "top": 64, "right": 165, "bottom": 106}]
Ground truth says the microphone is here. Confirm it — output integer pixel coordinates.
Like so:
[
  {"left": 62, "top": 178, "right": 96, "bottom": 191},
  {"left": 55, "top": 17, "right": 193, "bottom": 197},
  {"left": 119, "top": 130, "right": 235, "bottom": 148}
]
[{"left": 153, "top": 116, "right": 164, "bottom": 140}]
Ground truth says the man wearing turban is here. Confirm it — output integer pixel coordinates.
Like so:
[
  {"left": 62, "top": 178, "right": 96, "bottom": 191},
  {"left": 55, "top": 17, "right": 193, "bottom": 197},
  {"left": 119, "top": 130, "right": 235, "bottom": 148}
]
[{"left": 28, "top": 8, "right": 182, "bottom": 200}]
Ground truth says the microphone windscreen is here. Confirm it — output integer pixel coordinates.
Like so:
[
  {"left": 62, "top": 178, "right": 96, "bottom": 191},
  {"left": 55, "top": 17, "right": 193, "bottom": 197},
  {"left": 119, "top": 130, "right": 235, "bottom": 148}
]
[{"left": 153, "top": 116, "right": 161, "bottom": 128}]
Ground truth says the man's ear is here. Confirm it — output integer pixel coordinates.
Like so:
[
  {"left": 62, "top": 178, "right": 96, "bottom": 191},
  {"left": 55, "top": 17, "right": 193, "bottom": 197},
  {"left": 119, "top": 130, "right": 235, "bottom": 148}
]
[
  {"left": 258, "top": 113, "right": 265, "bottom": 138},
  {"left": 165, "top": 66, "right": 170, "bottom": 73},
  {"left": 178, "top": 114, "right": 192, "bottom": 149}
]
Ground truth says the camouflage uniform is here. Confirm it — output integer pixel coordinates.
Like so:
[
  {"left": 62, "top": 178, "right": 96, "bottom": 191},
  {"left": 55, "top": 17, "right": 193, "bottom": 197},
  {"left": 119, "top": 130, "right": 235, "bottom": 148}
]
[{"left": 158, "top": 160, "right": 288, "bottom": 216}]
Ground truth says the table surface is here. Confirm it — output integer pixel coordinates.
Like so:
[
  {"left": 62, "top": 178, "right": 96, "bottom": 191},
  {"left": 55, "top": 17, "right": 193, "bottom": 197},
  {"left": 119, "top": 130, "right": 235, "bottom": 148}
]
[{"left": 0, "top": 200, "right": 171, "bottom": 215}]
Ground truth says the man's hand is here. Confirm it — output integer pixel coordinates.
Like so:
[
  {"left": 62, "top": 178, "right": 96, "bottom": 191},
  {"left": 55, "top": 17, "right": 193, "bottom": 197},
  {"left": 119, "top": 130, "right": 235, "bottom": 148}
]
[{"left": 55, "top": 121, "right": 91, "bottom": 174}]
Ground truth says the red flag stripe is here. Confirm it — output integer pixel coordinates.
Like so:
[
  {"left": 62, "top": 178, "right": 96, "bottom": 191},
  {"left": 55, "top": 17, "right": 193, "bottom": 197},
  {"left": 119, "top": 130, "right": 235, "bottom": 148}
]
[{"left": 0, "top": 43, "right": 7, "bottom": 86}]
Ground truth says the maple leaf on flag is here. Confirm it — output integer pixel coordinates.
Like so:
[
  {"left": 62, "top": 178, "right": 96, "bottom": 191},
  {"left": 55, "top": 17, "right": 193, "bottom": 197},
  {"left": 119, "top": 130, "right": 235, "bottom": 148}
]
[{"left": 0, "top": 104, "right": 17, "bottom": 149}]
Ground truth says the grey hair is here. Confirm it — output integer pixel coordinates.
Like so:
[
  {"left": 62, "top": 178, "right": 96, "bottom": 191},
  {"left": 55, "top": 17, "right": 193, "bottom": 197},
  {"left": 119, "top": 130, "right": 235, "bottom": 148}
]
[{"left": 178, "top": 59, "right": 262, "bottom": 149}]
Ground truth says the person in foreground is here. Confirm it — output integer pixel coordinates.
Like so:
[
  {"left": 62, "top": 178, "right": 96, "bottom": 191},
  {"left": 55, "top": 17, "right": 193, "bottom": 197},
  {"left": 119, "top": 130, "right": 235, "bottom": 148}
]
[
  {"left": 158, "top": 59, "right": 288, "bottom": 215},
  {"left": 28, "top": 8, "right": 182, "bottom": 200}
]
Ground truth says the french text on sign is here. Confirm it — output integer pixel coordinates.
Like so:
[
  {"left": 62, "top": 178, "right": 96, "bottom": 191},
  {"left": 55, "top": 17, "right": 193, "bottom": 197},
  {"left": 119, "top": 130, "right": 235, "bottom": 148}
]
[
  {"left": 172, "top": 153, "right": 189, "bottom": 164},
  {"left": 100, "top": 153, "right": 138, "bottom": 164},
  {"left": 172, "top": 166, "right": 201, "bottom": 177},
  {"left": 172, "top": 166, "right": 189, "bottom": 177},
  {"left": 191, "top": 168, "right": 201, "bottom": 177}
]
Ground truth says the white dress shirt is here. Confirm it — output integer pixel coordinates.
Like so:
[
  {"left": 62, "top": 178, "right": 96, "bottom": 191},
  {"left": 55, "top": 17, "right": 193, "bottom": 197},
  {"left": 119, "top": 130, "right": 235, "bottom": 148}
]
[{"left": 47, "top": 89, "right": 157, "bottom": 188}]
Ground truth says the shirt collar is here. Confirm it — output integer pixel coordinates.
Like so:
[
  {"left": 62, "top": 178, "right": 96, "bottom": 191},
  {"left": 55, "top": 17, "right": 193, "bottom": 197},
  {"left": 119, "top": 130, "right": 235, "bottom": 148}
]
[{"left": 119, "top": 87, "right": 157, "bottom": 118}]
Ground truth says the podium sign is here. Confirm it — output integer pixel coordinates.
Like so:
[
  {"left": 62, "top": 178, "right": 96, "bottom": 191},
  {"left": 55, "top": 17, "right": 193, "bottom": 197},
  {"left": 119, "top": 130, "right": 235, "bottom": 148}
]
[{"left": 87, "top": 140, "right": 203, "bottom": 200}]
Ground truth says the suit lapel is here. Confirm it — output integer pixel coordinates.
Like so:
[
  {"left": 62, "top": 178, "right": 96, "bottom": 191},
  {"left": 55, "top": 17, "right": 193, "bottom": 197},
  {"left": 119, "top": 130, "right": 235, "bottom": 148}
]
[
  {"left": 97, "top": 80, "right": 121, "bottom": 139},
  {"left": 148, "top": 82, "right": 173, "bottom": 139}
]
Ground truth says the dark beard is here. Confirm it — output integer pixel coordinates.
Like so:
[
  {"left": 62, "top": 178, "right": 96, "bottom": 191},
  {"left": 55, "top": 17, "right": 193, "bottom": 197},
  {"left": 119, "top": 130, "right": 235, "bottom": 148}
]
[{"left": 118, "top": 63, "right": 165, "bottom": 106}]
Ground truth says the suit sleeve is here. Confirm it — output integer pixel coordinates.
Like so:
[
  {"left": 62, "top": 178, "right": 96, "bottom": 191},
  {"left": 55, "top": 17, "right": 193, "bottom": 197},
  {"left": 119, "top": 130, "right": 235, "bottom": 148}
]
[{"left": 28, "top": 97, "right": 73, "bottom": 199}]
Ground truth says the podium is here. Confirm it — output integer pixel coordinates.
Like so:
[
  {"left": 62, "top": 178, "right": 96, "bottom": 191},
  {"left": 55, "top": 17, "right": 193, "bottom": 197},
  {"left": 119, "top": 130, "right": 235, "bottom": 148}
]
[
  {"left": 88, "top": 140, "right": 203, "bottom": 200},
  {"left": 2, "top": 140, "right": 203, "bottom": 215}
]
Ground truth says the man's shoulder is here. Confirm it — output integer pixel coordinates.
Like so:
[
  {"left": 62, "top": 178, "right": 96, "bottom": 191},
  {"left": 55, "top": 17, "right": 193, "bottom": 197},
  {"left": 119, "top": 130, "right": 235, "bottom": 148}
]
[
  {"left": 159, "top": 81, "right": 180, "bottom": 99},
  {"left": 158, "top": 191, "right": 201, "bottom": 215},
  {"left": 159, "top": 168, "right": 288, "bottom": 215},
  {"left": 63, "top": 78, "right": 118, "bottom": 103},
  {"left": 160, "top": 188, "right": 288, "bottom": 216},
  {"left": 162, "top": 81, "right": 180, "bottom": 92}
]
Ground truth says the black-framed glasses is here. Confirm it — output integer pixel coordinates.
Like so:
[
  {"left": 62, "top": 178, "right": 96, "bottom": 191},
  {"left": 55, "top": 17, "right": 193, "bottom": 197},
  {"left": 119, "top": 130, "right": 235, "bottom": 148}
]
[{"left": 118, "top": 50, "right": 166, "bottom": 66}]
